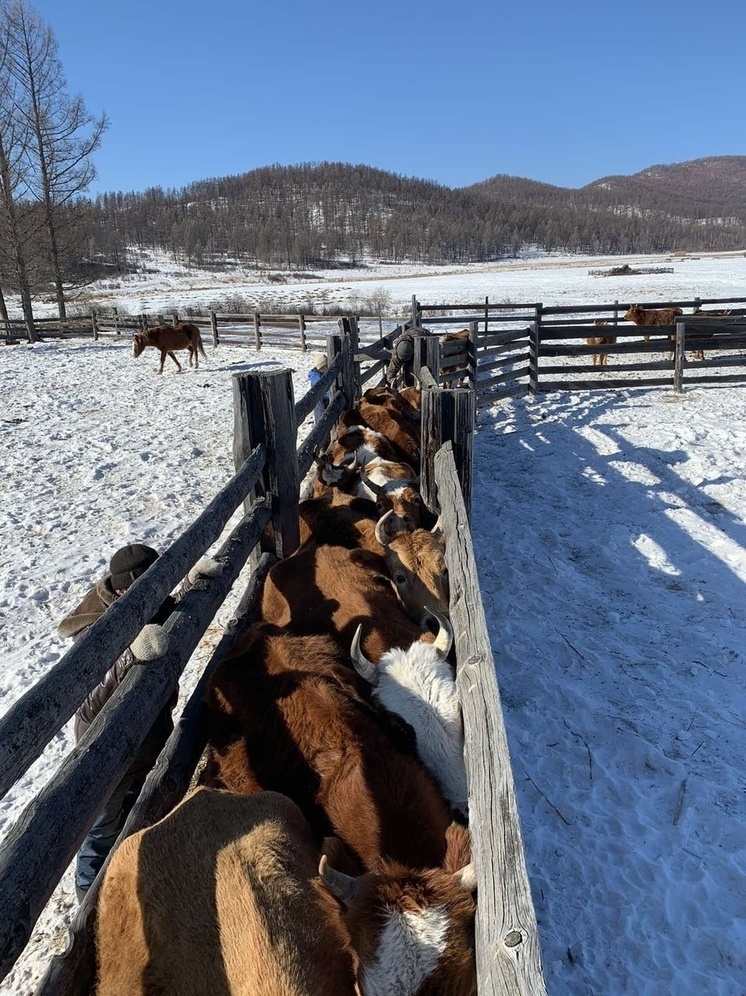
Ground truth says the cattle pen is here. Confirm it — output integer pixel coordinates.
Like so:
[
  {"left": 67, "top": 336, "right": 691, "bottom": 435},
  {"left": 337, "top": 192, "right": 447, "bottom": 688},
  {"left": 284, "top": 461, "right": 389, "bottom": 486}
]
[{"left": 0, "top": 320, "right": 548, "bottom": 994}]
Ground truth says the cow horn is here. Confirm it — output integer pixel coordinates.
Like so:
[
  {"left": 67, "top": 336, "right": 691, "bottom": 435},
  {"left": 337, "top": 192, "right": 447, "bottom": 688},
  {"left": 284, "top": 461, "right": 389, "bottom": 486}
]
[
  {"left": 360, "top": 465, "right": 386, "bottom": 497},
  {"left": 430, "top": 515, "right": 444, "bottom": 536},
  {"left": 340, "top": 453, "right": 358, "bottom": 470},
  {"left": 351, "top": 624, "right": 379, "bottom": 685},
  {"left": 429, "top": 608, "right": 453, "bottom": 656},
  {"left": 455, "top": 863, "right": 477, "bottom": 893},
  {"left": 375, "top": 509, "right": 396, "bottom": 547},
  {"left": 318, "top": 855, "right": 361, "bottom": 904}
]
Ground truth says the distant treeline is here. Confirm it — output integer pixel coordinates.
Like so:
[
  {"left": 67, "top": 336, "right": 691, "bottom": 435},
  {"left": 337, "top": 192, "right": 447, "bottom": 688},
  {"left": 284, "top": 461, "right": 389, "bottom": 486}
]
[{"left": 5, "top": 158, "right": 746, "bottom": 306}]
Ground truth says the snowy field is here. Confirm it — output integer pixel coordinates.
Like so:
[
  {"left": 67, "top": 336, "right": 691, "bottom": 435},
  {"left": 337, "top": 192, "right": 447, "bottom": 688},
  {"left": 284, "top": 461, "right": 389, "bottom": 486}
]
[{"left": 1, "top": 252, "right": 744, "bottom": 994}]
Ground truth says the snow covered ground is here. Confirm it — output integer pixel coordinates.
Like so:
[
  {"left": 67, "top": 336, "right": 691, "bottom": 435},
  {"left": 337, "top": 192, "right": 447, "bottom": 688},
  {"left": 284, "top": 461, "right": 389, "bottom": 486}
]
[{"left": 1, "top": 252, "right": 744, "bottom": 994}]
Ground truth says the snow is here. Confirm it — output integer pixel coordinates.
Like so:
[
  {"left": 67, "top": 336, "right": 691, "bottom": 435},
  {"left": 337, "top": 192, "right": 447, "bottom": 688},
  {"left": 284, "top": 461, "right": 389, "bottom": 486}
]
[{"left": 1, "top": 251, "right": 744, "bottom": 994}]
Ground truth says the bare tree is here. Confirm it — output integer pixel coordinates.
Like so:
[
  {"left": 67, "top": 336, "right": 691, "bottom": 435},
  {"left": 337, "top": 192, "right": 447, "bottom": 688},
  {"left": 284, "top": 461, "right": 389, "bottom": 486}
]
[
  {"left": 4, "top": 0, "right": 107, "bottom": 320},
  {"left": 0, "top": 11, "right": 35, "bottom": 340}
]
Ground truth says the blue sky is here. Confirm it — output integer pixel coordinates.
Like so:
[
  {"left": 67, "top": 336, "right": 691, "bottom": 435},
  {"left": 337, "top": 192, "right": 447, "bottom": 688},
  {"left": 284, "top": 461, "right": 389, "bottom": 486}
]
[{"left": 28, "top": 0, "right": 745, "bottom": 197}]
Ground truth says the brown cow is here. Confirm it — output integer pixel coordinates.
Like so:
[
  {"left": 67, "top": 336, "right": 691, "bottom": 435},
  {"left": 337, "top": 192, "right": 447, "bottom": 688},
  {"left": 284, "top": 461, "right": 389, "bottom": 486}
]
[
  {"left": 203, "top": 626, "right": 455, "bottom": 871},
  {"left": 260, "top": 543, "right": 433, "bottom": 662},
  {"left": 624, "top": 304, "right": 684, "bottom": 354},
  {"left": 440, "top": 329, "right": 472, "bottom": 388},
  {"left": 132, "top": 322, "right": 206, "bottom": 374},
  {"left": 96, "top": 788, "right": 357, "bottom": 996},
  {"left": 586, "top": 320, "right": 617, "bottom": 367},
  {"left": 359, "top": 461, "right": 434, "bottom": 531}
]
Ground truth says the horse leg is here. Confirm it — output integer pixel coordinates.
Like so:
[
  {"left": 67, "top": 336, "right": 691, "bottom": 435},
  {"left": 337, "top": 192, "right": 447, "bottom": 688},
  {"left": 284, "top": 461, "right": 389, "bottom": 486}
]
[
  {"left": 191, "top": 344, "right": 198, "bottom": 369},
  {"left": 158, "top": 349, "right": 166, "bottom": 374},
  {"left": 168, "top": 351, "right": 183, "bottom": 373}
]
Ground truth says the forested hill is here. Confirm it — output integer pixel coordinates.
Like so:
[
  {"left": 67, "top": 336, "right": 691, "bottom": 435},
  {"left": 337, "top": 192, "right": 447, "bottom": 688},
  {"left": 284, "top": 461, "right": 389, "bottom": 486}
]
[{"left": 88, "top": 157, "right": 746, "bottom": 270}]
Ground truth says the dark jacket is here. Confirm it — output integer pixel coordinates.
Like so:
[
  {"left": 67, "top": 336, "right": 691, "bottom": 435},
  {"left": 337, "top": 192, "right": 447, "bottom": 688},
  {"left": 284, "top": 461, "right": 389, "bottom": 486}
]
[
  {"left": 58, "top": 574, "right": 181, "bottom": 742},
  {"left": 385, "top": 327, "right": 431, "bottom": 387}
]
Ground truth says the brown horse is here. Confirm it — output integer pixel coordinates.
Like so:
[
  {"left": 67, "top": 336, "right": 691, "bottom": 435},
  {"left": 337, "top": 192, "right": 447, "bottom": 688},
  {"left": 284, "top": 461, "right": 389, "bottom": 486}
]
[{"left": 133, "top": 323, "right": 206, "bottom": 374}]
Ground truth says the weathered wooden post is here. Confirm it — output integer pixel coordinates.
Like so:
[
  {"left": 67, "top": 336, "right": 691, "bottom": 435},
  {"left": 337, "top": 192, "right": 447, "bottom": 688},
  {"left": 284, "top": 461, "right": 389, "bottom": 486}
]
[
  {"left": 210, "top": 310, "right": 219, "bottom": 349},
  {"left": 91, "top": 310, "right": 99, "bottom": 342},
  {"left": 171, "top": 312, "right": 179, "bottom": 326},
  {"left": 326, "top": 332, "right": 348, "bottom": 414},
  {"left": 673, "top": 320, "right": 686, "bottom": 393},
  {"left": 298, "top": 314, "right": 307, "bottom": 352},
  {"left": 468, "top": 321, "right": 478, "bottom": 388},
  {"left": 410, "top": 295, "right": 420, "bottom": 329},
  {"left": 113, "top": 306, "right": 120, "bottom": 335},
  {"left": 253, "top": 312, "right": 261, "bottom": 352},
  {"left": 528, "top": 320, "right": 541, "bottom": 395},
  {"left": 420, "top": 386, "right": 475, "bottom": 518},
  {"left": 232, "top": 369, "right": 300, "bottom": 570},
  {"left": 338, "top": 317, "right": 361, "bottom": 402}
]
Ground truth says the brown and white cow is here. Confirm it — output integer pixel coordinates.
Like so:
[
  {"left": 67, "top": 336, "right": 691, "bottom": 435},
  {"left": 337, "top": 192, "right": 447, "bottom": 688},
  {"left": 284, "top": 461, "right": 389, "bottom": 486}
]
[
  {"left": 97, "top": 787, "right": 476, "bottom": 996},
  {"left": 260, "top": 543, "right": 434, "bottom": 662},
  {"left": 95, "top": 788, "right": 357, "bottom": 996},
  {"left": 320, "top": 849, "right": 477, "bottom": 996},
  {"left": 374, "top": 510, "right": 449, "bottom": 628},
  {"left": 203, "top": 626, "right": 455, "bottom": 871}
]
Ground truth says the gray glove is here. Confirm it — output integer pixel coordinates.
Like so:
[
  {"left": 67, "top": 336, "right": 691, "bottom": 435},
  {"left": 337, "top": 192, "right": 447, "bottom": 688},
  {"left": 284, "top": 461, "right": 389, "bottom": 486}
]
[
  {"left": 188, "top": 556, "right": 224, "bottom": 585},
  {"left": 130, "top": 624, "right": 170, "bottom": 662}
]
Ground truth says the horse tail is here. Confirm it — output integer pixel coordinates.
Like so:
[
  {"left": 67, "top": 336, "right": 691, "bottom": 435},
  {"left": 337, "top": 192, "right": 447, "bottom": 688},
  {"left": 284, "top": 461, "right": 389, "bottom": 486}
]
[{"left": 195, "top": 327, "right": 207, "bottom": 358}]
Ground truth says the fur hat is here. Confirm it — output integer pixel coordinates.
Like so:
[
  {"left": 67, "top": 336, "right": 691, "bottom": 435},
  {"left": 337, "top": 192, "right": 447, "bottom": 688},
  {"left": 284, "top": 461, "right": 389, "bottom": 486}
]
[
  {"left": 311, "top": 352, "right": 327, "bottom": 371},
  {"left": 109, "top": 544, "right": 159, "bottom": 591}
]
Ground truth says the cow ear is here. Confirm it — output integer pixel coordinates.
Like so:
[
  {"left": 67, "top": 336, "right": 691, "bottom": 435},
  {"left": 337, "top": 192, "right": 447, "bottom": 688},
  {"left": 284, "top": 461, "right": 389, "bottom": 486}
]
[{"left": 454, "top": 863, "right": 478, "bottom": 893}]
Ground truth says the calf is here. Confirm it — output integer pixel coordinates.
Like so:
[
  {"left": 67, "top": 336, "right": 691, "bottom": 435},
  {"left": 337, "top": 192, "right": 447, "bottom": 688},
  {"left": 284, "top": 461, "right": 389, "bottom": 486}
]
[
  {"left": 203, "top": 626, "right": 455, "bottom": 871},
  {"left": 586, "top": 320, "right": 616, "bottom": 367},
  {"left": 358, "top": 460, "right": 435, "bottom": 531},
  {"left": 352, "top": 611, "right": 468, "bottom": 814}
]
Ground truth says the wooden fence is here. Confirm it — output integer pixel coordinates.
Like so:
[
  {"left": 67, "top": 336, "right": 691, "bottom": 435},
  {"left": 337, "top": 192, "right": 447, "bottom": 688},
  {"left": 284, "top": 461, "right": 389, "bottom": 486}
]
[
  {"left": 0, "top": 320, "right": 547, "bottom": 995},
  {"left": 407, "top": 294, "right": 746, "bottom": 404}
]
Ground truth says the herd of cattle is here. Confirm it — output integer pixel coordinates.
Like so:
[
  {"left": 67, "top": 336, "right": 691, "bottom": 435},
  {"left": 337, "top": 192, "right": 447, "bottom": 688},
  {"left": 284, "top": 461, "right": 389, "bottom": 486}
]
[
  {"left": 586, "top": 304, "right": 731, "bottom": 365},
  {"left": 94, "top": 384, "right": 477, "bottom": 995}
]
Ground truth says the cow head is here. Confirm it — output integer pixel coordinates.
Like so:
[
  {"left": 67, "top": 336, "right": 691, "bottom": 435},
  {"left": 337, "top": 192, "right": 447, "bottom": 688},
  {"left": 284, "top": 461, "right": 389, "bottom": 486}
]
[
  {"left": 314, "top": 452, "right": 359, "bottom": 492},
  {"left": 375, "top": 510, "right": 449, "bottom": 627},
  {"left": 360, "top": 465, "right": 429, "bottom": 531},
  {"left": 319, "top": 854, "right": 477, "bottom": 996},
  {"left": 351, "top": 609, "right": 453, "bottom": 684}
]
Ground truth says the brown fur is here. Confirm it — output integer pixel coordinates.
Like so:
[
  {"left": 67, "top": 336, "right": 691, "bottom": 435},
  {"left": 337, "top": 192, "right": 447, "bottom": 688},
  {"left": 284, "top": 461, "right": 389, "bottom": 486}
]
[
  {"left": 374, "top": 520, "right": 449, "bottom": 628},
  {"left": 688, "top": 309, "right": 730, "bottom": 360},
  {"left": 440, "top": 329, "right": 472, "bottom": 388},
  {"left": 586, "top": 321, "right": 616, "bottom": 367},
  {"left": 260, "top": 543, "right": 432, "bottom": 662},
  {"left": 299, "top": 492, "right": 380, "bottom": 551},
  {"left": 202, "top": 627, "right": 453, "bottom": 871},
  {"left": 95, "top": 788, "right": 356, "bottom": 996},
  {"left": 132, "top": 322, "right": 206, "bottom": 374},
  {"left": 624, "top": 304, "right": 684, "bottom": 349}
]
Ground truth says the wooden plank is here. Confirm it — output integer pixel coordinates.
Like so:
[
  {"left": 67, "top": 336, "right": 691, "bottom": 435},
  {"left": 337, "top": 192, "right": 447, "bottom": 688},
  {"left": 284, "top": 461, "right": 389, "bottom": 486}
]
[
  {"left": 296, "top": 392, "right": 346, "bottom": 479},
  {"left": 479, "top": 351, "right": 531, "bottom": 375},
  {"left": 421, "top": 388, "right": 474, "bottom": 518},
  {"left": 359, "top": 357, "right": 387, "bottom": 386},
  {"left": 478, "top": 327, "right": 534, "bottom": 348},
  {"left": 477, "top": 382, "right": 527, "bottom": 405},
  {"left": 434, "top": 444, "right": 547, "bottom": 996},
  {"left": 0, "top": 446, "right": 266, "bottom": 805},
  {"left": 478, "top": 339, "right": 530, "bottom": 362},
  {"left": 538, "top": 376, "right": 675, "bottom": 391},
  {"left": 32, "top": 550, "right": 277, "bottom": 996},
  {"left": 232, "top": 370, "right": 300, "bottom": 566},
  {"left": 477, "top": 365, "right": 531, "bottom": 388}
]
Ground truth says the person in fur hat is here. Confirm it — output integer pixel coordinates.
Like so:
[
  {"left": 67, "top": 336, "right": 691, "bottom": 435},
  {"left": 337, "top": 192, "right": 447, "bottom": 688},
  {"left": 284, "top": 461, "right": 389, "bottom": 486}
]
[
  {"left": 58, "top": 542, "right": 222, "bottom": 900},
  {"left": 385, "top": 325, "right": 431, "bottom": 388}
]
